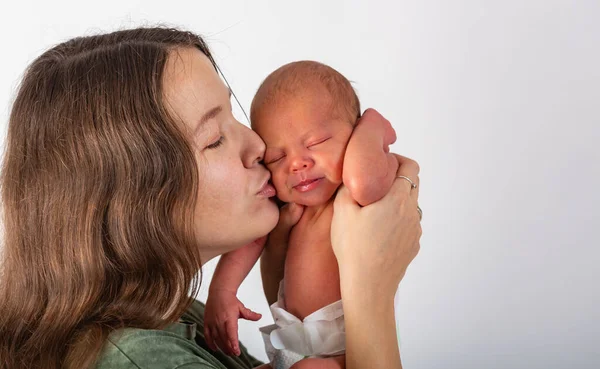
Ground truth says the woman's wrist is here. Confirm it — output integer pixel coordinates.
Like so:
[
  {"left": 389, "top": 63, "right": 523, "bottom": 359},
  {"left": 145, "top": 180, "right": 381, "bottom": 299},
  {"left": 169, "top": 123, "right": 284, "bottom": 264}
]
[
  {"left": 339, "top": 265, "right": 401, "bottom": 305},
  {"left": 341, "top": 284, "right": 396, "bottom": 315},
  {"left": 343, "top": 289, "right": 401, "bottom": 369}
]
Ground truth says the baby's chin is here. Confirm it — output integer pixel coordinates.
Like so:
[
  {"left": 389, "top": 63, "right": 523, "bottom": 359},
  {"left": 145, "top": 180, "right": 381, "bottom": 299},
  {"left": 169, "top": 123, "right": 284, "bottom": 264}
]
[
  {"left": 283, "top": 188, "right": 339, "bottom": 207},
  {"left": 293, "top": 197, "right": 330, "bottom": 207}
]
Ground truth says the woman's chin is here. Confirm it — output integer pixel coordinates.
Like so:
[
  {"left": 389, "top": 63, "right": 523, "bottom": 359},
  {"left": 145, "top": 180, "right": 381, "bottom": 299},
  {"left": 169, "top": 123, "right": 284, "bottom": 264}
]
[
  {"left": 244, "top": 200, "right": 279, "bottom": 245},
  {"left": 260, "top": 200, "right": 280, "bottom": 233},
  {"left": 200, "top": 200, "right": 279, "bottom": 260}
]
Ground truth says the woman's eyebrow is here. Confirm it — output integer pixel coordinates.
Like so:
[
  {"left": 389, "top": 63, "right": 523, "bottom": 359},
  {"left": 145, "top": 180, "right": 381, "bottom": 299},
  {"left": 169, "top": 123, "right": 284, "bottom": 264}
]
[
  {"left": 196, "top": 91, "right": 232, "bottom": 133},
  {"left": 200, "top": 106, "right": 223, "bottom": 126}
]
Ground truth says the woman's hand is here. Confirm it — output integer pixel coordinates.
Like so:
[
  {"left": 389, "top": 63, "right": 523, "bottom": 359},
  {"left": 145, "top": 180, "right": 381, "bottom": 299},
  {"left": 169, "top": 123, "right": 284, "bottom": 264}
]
[
  {"left": 332, "top": 110, "right": 422, "bottom": 299},
  {"left": 332, "top": 125, "right": 421, "bottom": 369},
  {"left": 260, "top": 202, "right": 304, "bottom": 305},
  {"left": 332, "top": 153, "right": 421, "bottom": 299}
]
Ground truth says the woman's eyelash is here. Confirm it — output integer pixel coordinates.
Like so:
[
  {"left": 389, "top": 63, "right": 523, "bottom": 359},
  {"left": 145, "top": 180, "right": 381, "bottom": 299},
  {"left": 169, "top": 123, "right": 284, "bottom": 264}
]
[{"left": 206, "top": 136, "right": 224, "bottom": 149}]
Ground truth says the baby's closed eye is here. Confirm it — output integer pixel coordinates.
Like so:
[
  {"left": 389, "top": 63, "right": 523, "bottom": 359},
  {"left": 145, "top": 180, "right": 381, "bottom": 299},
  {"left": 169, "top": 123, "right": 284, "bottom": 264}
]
[
  {"left": 265, "top": 153, "right": 285, "bottom": 165},
  {"left": 307, "top": 137, "right": 331, "bottom": 148}
]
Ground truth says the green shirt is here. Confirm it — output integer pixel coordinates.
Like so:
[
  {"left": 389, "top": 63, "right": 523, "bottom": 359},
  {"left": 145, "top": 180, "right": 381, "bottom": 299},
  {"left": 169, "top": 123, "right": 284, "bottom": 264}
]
[{"left": 95, "top": 300, "right": 263, "bottom": 369}]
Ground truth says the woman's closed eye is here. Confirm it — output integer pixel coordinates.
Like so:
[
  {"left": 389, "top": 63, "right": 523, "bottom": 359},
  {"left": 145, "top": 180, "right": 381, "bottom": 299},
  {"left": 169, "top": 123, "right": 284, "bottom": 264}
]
[{"left": 206, "top": 135, "right": 224, "bottom": 149}]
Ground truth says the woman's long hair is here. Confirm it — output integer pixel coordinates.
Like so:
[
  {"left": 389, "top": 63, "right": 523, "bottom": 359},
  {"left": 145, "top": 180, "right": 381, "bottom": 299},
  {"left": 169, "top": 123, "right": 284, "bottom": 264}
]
[{"left": 0, "top": 27, "right": 215, "bottom": 369}]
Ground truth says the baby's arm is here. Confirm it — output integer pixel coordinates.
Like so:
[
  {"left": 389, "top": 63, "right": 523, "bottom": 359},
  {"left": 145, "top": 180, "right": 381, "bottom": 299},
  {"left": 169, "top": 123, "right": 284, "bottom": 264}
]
[
  {"left": 204, "top": 240, "right": 264, "bottom": 356},
  {"left": 343, "top": 110, "right": 399, "bottom": 206},
  {"left": 209, "top": 240, "right": 264, "bottom": 295},
  {"left": 261, "top": 202, "right": 304, "bottom": 305}
]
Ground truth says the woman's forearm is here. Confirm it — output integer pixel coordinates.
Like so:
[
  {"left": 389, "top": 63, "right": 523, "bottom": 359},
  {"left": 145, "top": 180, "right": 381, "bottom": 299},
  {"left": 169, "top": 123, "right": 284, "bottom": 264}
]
[{"left": 343, "top": 290, "right": 402, "bottom": 369}]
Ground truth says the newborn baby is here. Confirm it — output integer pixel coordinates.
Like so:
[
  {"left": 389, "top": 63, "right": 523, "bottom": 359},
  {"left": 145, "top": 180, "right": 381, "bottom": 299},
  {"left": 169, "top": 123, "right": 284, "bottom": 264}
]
[{"left": 205, "top": 61, "right": 400, "bottom": 369}]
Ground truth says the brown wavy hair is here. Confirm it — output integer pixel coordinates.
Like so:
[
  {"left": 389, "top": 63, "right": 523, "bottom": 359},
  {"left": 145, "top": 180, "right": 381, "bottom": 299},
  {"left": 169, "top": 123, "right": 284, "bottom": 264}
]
[{"left": 0, "top": 27, "right": 216, "bottom": 369}]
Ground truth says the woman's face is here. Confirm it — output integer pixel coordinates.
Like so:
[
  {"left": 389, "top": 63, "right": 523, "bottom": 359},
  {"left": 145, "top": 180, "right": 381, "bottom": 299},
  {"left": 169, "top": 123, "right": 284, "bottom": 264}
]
[{"left": 163, "top": 47, "right": 279, "bottom": 262}]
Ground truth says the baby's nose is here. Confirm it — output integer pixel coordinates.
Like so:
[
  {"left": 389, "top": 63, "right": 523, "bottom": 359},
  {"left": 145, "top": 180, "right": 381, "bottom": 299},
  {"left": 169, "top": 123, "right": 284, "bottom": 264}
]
[
  {"left": 292, "top": 163, "right": 309, "bottom": 171},
  {"left": 290, "top": 157, "right": 314, "bottom": 172}
]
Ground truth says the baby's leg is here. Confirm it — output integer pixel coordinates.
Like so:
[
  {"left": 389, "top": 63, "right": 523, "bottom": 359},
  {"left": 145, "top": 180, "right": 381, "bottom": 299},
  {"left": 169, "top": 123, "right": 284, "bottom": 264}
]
[
  {"left": 343, "top": 110, "right": 399, "bottom": 206},
  {"left": 289, "top": 354, "right": 345, "bottom": 369}
]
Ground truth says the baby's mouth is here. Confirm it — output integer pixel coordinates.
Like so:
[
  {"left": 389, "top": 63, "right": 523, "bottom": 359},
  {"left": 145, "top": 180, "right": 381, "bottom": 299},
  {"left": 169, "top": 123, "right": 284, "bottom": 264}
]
[
  {"left": 295, "top": 178, "right": 318, "bottom": 187},
  {"left": 292, "top": 177, "right": 325, "bottom": 192}
]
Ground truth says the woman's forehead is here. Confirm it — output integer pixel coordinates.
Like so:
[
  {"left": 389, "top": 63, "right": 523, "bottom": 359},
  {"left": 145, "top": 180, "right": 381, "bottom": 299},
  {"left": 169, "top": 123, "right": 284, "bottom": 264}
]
[{"left": 163, "top": 48, "right": 227, "bottom": 124}]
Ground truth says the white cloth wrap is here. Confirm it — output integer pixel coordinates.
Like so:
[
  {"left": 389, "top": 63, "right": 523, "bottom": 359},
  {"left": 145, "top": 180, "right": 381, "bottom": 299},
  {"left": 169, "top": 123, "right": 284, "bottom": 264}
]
[{"left": 259, "top": 282, "right": 345, "bottom": 369}]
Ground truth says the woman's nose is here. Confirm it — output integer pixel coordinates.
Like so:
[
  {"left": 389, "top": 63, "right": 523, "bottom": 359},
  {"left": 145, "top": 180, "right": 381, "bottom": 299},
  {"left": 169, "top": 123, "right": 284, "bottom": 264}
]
[{"left": 241, "top": 124, "right": 266, "bottom": 168}]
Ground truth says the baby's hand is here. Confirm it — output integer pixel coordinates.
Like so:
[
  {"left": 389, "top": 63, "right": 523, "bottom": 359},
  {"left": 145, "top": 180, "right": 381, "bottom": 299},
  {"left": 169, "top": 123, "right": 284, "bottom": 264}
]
[{"left": 204, "top": 289, "right": 262, "bottom": 356}]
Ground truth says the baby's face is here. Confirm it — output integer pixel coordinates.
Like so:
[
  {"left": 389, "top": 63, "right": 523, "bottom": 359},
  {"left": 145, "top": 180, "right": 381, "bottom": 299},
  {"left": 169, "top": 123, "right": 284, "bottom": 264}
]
[{"left": 252, "top": 87, "right": 354, "bottom": 207}]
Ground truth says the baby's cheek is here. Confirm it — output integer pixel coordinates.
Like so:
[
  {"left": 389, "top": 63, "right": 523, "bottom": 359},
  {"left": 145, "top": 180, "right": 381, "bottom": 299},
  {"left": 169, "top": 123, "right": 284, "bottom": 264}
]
[
  {"left": 328, "top": 157, "right": 345, "bottom": 184},
  {"left": 272, "top": 171, "right": 291, "bottom": 200}
]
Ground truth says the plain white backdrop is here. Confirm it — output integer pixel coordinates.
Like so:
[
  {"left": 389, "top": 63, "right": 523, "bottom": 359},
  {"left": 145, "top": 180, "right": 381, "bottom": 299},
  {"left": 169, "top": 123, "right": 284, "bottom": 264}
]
[{"left": 1, "top": 1, "right": 598, "bottom": 368}]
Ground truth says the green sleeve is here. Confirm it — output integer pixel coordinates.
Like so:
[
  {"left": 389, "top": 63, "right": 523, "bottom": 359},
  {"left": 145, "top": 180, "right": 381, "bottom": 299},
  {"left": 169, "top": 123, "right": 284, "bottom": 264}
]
[
  {"left": 95, "top": 298, "right": 264, "bottom": 369},
  {"left": 96, "top": 329, "right": 225, "bottom": 369}
]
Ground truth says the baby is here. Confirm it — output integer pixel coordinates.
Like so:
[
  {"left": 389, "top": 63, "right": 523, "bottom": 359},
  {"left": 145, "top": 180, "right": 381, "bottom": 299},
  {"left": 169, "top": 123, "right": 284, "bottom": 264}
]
[{"left": 205, "top": 61, "right": 400, "bottom": 369}]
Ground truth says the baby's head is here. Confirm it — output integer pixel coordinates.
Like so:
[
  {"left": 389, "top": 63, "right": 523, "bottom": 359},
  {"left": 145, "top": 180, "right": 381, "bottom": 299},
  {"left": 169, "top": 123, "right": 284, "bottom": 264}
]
[{"left": 250, "top": 61, "right": 360, "bottom": 207}]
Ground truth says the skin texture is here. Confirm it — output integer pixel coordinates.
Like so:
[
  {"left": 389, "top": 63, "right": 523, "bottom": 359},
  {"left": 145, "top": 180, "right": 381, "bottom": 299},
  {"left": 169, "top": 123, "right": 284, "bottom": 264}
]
[
  {"left": 164, "top": 50, "right": 422, "bottom": 369},
  {"left": 252, "top": 85, "right": 353, "bottom": 208},
  {"left": 162, "top": 47, "right": 279, "bottom": 263}
]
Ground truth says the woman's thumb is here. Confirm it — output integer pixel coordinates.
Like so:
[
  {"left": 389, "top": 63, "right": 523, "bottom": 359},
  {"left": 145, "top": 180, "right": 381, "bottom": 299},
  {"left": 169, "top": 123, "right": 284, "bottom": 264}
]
[{"left": 333, "top": 185, "right": 359, "bottom": 212}]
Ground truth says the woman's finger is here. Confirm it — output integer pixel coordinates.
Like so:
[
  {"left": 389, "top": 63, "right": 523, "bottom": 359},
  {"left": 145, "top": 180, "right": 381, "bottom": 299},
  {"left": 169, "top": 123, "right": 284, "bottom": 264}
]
[
  {"left": 333, "top": 185, "right": 360, "bottom": 213},
  {"left": 392, "top": 154, "right": 421, "bottom": 212},
  {"left": 393, "top": 153, "right": 419, "bottom": 189},
  {"left": 393, "top": 153, "right": 420, "bottom": 175}
]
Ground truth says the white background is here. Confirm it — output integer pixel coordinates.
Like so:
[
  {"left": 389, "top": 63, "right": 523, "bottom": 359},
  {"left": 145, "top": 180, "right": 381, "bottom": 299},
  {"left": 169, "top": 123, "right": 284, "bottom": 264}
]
[{"left": 1, "top": 1, "right": 599, "bottom": 368}]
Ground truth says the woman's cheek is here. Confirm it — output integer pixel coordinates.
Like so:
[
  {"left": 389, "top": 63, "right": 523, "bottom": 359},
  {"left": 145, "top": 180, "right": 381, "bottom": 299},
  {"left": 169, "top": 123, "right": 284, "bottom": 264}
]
[{"left": 207, "top": 160, "right": 239, "bottom": 200}]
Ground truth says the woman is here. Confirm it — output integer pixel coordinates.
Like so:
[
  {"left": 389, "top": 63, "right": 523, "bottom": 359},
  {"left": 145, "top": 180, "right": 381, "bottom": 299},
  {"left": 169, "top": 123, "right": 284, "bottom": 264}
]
[{"left": 0, "top": 27, "right": 421, "bottom": 369}]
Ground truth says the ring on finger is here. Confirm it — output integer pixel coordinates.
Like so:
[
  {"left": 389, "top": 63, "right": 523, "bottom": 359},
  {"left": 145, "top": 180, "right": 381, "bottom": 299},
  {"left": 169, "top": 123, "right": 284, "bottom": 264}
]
[{"left": 397, "top": 175, "right": 417, "bottom": 189}]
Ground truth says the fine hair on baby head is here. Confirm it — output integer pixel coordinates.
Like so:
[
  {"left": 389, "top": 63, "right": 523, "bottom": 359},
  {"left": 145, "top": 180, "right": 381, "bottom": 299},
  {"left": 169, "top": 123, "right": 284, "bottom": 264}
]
[
  {"left": 250, "top": 60, "right": 360, "bottom": 125},
  {"left": 250, "top": 61, "right": 361, "bottom": 207}
]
